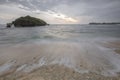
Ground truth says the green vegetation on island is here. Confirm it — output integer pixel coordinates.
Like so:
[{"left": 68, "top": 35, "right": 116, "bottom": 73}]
[
  {"left": 89, "top": 22, "right": 120, "bottom": 25},
  {"left": 6, "top": 15, "right": 48, "bottom": 28}
]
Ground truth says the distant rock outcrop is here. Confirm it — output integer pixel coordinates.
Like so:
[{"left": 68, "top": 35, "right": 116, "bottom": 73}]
[
  {"left": 6, "top": 23, "right": 12, "bottom": 28},
  {"left": 6, "top": 15, "right": 48, "bottom": 27},
  {"left": 89, "top": 22, "right": 120, "bottom": 25}
]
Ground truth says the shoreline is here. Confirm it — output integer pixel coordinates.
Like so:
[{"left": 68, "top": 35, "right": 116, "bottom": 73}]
[{"left": 0, "top": 40, "right": 120, "bottom": 80}]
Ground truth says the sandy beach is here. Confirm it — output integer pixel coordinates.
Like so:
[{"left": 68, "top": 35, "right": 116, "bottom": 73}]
[
  {"left": 0, "top": 40, "right": 120, "bottom": 80},
  {"left": 1, "top": 65, "right": 120, "bottom": 80}
]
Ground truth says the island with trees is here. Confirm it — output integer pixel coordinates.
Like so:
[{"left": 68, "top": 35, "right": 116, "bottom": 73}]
[
  {"left": 89, "top": 22, "right": 120, "bottom": 25},
  {"left": 6, "top": 15, "right": 48, "bottom": 28}
]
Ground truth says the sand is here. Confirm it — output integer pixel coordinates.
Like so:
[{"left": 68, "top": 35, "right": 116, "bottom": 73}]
[
  {"left": 101, "top": 40, "right": 120, "bottom": 54},
  {"left": 1, "top": 65, "right": 120, "bottom": 80},
  {"left": 115, "top": 49, "right": 120, "bottom": 54},
  {"left": 0, "top": 41, "right": 120, "bottom": 80}
]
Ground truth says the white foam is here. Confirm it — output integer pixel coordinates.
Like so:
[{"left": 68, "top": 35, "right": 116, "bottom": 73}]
[
  {"left": 21, "top": 57, "right": 46, "bottom": 73},
  {"left": 16, "top": 64, "right": 27, "bottom": 72},
  {"left": 0, "top": 60, "right": 16, "bottom": 75},
  {"left": 1, "top": 40, "right": 120, "bottom": 76},
  {"left": 16, "top": 41, "right": 120, "bottom": 76}
]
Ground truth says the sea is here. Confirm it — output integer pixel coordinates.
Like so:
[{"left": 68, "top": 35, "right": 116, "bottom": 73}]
[
  {"left": 0, "top": 24, "right": 120, "bottom": 44},
  {"left": 0, "top": 24, "right": 120, "bottom": 76}
]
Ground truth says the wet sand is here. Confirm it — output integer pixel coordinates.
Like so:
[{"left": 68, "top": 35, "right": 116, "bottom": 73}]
[
  {"left": 115, "top": 49, "right": 120, "bottom": 54},
  {"left": 101, "top": 40, "right": 120, "bottom": 54},
  {"left": 0, "top": 40, "right": 120, "bottom": 80},
  {"left": 1, "top": 65, "right": 120, "bottom": 80}
]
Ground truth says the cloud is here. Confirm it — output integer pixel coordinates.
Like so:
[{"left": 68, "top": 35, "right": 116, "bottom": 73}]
[
  {"left": 0, "top": 0, "right": 120, "bottom": 24},
  {"left": 0, "top": 4, "right": 32, "bottom": 24}
]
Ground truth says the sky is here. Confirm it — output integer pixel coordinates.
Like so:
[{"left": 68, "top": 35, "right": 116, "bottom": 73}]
[{"left": 0, "top": 0, "right": 120, "bottom": 24}]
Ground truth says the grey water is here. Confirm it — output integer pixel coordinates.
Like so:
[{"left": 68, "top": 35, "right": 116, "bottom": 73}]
[
  {"left": 0, "top": 24, "right": 120, "bottom": 44},
  {"left": 0, "top": 24, "right": 120, "bottom": 76}
]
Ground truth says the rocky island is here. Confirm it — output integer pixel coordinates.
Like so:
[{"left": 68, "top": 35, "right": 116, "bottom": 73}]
[{"left": 6, "top": 15, "right": 48, "bottom": 28}]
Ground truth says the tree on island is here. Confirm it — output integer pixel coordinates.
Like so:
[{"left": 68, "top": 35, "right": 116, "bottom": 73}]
[
  {"left": 6, "top": 15, "right": 48, "bottom": 28},
  {"left": 89, "top": 22, "right": 120, "bottom": 25}
]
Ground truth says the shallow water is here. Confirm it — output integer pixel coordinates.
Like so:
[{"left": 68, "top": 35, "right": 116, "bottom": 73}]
[
  {"left": 0, "top": 24, "right": 120, "bottom": 44},
  {"left": 0, "top": 24, "right": 120, "bottom": 76}
]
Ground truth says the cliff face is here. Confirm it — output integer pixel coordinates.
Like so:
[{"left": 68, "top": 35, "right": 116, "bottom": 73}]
[{"left": 11, "top": 16, "right": 47, "bottom": 27}]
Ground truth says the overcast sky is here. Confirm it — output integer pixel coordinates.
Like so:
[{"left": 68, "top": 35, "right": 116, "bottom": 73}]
[{"left": 0, "top": 0, "right": 120, "bottom": 24}]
